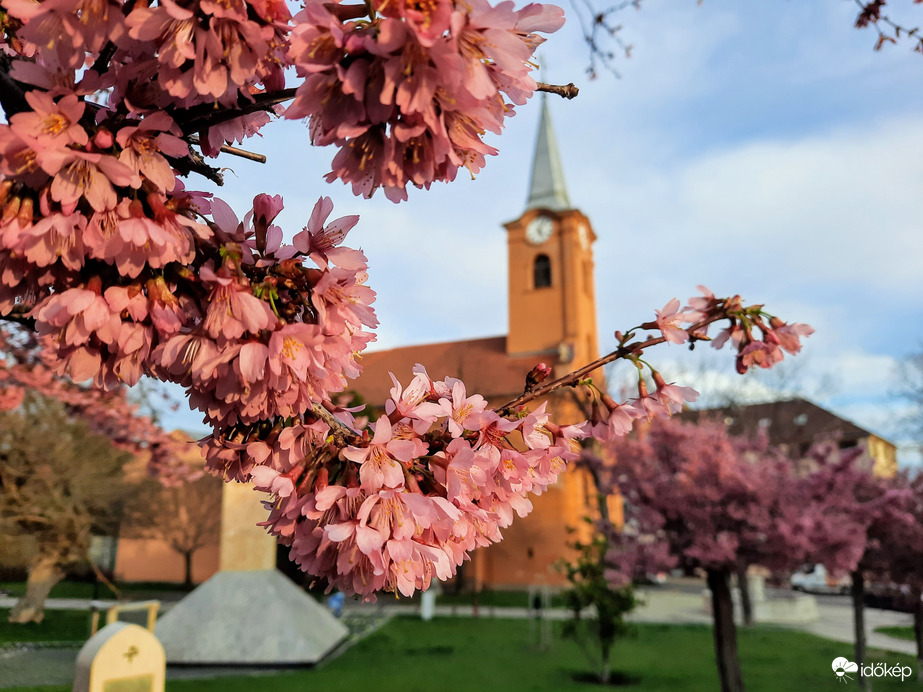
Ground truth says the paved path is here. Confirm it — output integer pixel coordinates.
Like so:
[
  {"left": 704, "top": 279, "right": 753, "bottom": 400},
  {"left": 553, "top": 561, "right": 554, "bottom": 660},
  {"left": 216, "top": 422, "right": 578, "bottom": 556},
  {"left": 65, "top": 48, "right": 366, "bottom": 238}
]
[{"left": 0, "top": 586, "right": 917, "bottom": 688}]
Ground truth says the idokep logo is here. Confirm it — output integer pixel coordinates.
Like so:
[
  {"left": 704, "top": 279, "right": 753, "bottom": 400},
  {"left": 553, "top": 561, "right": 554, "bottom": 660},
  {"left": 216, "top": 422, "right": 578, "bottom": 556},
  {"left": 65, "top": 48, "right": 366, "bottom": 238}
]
[
  {"left": 832, "top": 658, "right": 858, "bottom": 683},
  {"left": 832, "top": 657, "right": 912, "bottom": 683}
]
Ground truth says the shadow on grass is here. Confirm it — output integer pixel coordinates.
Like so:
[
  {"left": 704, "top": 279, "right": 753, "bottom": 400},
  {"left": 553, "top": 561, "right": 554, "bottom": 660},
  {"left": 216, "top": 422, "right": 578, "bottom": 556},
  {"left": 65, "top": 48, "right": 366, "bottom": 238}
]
[{"left": 568, "top": 671, "right": 641, "bottom": 686}]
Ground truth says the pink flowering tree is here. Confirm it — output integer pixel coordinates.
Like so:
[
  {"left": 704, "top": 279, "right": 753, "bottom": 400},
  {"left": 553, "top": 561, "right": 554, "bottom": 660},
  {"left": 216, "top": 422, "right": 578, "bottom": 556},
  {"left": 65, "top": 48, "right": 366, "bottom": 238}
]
[
  {"left": 0, "top": 1, "right": 815, "bottom": 603},
  {"left": 875, "top": 472, "right": 923, "bottom": 681},
  {"left": 598, "top": 419, "right": 816, "bottom": 692},
  {"left": 798, "top": 445, "right": 915, "bottom": 691}
]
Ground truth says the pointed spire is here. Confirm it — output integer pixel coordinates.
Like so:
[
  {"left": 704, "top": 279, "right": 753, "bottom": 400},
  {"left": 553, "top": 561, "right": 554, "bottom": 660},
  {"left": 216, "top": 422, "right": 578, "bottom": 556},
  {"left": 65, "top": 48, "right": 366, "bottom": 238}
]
[{"left": 526, "top": 95, "right": 571, "bottom": 211}]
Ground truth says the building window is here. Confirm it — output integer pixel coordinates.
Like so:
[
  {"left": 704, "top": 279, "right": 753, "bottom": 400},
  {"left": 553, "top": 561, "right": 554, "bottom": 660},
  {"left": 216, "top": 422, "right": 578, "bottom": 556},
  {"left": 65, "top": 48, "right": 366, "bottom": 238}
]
[{"left": 533, "top": 254, "right": 551, "bottom": 288}]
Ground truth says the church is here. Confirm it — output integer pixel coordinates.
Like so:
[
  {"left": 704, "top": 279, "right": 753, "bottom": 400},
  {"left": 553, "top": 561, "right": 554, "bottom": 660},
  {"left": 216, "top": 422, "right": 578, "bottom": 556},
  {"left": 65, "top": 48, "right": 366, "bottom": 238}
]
[{"left": 349, "top": 97, "right": 606, "bottom": 590}]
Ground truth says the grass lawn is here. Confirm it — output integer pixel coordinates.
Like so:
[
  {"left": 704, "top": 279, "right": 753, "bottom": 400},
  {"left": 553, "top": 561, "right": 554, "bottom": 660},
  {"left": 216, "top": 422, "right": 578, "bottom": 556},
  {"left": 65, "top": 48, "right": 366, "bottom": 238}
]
[
  {"left": 416, "top": 589, "right": 567, "bottom": 609},
  {"left": 4, "top": 617, "right": 921, "bottom": 692},
  {"left": 0, "top": 580, "right": 191, "bottom": 600},
  {"left": 0, "top": 609, "right": 91, "bottom": 645},
  {"left": 876, "top": 625, "right": 916, "bottom": 642}
]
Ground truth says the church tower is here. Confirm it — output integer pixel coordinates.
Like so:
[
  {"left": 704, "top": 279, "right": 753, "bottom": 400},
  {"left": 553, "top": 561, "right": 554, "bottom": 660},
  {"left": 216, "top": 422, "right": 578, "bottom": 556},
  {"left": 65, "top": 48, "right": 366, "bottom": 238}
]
[{"left": 505, "top": 96, "right": 600, "bottom": 372}]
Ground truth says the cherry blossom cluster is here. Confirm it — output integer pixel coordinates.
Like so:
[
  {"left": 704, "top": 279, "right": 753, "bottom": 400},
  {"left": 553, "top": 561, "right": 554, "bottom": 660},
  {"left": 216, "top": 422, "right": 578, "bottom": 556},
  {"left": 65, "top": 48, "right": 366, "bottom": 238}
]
[
  {"left": 200, "top": 366, "right": 584, "bottom": 598},
  {"left": 285, "top": 0, "right": 564, "bottom": 201},
  {"left": 1, "top": 0, "right": 562, "bottom": 202},
  {"left": 558, "top": 286, "right": 814, "bottom": 445}
]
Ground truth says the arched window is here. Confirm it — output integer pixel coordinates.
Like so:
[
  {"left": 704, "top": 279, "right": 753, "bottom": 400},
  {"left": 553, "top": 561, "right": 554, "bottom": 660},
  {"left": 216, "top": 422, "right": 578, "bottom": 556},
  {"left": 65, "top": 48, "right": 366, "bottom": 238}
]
[{"left": 533, "top": 254, "right": 551, "bottom": 288}]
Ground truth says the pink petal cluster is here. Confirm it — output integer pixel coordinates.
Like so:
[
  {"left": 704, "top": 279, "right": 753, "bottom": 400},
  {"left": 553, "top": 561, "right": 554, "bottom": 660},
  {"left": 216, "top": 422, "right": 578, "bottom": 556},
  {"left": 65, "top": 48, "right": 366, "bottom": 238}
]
[
  {"left": 646, "top": 287, "right": 814, "bottom": 375},
  {"left": 285, "top": 0, "right": 564, "bottom": 201},
  {"left": 121, "top": 0, "right": 289, "bottom": 107},
  {"left": 202, "top": 367, "right": 585, "bottom": 599}
]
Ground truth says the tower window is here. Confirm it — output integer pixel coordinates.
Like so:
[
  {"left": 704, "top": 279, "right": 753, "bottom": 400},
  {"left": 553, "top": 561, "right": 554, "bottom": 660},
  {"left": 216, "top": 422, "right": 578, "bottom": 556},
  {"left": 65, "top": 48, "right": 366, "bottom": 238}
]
[{"left": 533, "top": 254, "right": 552, "bottom": 288}]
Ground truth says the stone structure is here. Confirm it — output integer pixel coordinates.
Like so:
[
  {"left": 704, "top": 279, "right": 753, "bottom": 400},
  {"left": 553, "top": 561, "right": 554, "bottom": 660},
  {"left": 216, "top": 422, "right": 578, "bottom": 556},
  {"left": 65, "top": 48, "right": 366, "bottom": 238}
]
[
  {"left": 153, "top": 483, "right": 348, "bottom": 665},
  {"left": 74, "top": 622, "right": 165, "bottom": 692}
]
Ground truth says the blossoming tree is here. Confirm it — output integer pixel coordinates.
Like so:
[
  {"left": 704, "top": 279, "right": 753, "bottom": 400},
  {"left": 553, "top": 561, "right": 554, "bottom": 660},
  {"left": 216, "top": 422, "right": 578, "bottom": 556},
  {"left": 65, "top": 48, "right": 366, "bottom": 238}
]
[
  {"left": 597, "top": 419, "right": 823, "bottom": 692},
  {"left": 0, "top": 0, "right": 814, "bottom": 603}
]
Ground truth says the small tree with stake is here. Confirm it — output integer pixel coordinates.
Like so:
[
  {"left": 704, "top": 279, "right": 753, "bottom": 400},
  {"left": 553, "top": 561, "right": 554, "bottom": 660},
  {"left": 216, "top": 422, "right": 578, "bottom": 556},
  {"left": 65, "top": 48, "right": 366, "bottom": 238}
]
[{"left": 558, "top": 520, "right": 639, "bottom": 686}]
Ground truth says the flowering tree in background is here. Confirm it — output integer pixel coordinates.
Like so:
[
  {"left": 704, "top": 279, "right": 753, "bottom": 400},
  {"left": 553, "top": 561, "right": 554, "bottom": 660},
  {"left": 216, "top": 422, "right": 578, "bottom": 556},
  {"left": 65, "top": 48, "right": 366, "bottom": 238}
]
[
  {"left": 598, "top": 419, "right": 818, "bottom": 692},
  {"left": 798, "top": 445, "right": 914, "bottom": 691},
  {"left": 0, "top": 0, "right": 814, "bottom": 604},
  {"left": 875, "top": 472, "right": 923, "bottom": 681},
  {"left": 0, "top": 392, "right": 131, "bottom": 623}
]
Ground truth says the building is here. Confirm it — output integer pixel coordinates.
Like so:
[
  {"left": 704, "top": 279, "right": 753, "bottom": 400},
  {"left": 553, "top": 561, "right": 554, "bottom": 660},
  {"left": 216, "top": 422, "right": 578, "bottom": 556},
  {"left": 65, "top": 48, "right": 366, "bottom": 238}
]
[
  {"left": 680, "top": 397, "right": 898, "bottom": 477},
  {"left": 349, "top": 96, "right": 605, "bottom": 589}
]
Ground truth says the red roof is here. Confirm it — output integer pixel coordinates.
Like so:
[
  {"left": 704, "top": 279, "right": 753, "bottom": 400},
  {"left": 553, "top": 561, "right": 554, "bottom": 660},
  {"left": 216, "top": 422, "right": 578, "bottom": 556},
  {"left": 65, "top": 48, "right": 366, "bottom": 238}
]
[{"left": 351, "top": 336, "right": 557, "bottom": 406}]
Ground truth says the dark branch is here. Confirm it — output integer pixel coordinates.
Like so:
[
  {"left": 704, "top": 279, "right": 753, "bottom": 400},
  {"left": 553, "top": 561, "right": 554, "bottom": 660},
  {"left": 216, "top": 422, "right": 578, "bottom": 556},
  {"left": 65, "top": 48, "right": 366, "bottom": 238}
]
[
  {"left": 536, "top": 82, "right": 580, "bottom": 99},
  {"left": 176, "top": 88, "right": 298, "bottom": 134},
  {"left": 167, "top": 147, "right": 224, "bottom": 186},
  {"left": 0, "top": 56, "right": 31, "bottom": 119}
]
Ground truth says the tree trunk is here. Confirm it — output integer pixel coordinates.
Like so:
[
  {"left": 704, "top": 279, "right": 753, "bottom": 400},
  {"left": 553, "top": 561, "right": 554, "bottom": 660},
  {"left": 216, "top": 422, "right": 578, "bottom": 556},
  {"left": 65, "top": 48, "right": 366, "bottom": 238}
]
[
  {"left": 707, "top": 568, "right": 745, "bottom": 692},
  {"left": 600, "top": 642, "right": 612, "bottom": 685},
  {"left": 914, "top": 592, "right": 923, "bottom": 682},
  {"left": 9, "top": 552, "right": 65, "bottom": 624},
  {"left": 736, "top": 564, "right": 753, "bottom": 627},
  {"left": 182, "top": 550, "right": 194, "bottom": 589},
  {"left": 851, "top": 570, "right": 869, "bottom": 692}
]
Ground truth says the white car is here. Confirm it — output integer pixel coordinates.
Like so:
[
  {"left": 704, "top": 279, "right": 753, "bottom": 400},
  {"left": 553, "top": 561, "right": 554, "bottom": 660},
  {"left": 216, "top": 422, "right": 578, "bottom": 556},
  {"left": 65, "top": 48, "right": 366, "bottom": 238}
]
[{"left": 790, "top": 564, "right": 850, "bottom": 594}]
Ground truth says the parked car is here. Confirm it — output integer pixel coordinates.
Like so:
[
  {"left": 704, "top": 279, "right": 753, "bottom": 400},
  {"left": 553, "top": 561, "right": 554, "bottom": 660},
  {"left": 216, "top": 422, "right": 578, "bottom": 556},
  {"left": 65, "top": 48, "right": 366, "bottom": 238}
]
[{"left": 790, "top": 564, "right": 850, "bottom": 594}]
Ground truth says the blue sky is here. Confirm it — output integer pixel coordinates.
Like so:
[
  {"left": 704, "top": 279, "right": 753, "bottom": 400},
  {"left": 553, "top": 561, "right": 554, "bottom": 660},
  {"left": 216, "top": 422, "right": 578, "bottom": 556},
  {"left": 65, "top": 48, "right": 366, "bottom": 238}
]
[{"left": 162, "top": 2, "right": 923, "bottom": 464}]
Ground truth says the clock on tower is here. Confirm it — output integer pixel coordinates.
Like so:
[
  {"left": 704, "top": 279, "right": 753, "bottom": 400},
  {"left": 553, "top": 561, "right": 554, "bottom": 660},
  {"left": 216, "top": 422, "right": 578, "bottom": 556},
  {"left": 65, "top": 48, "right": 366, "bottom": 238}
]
[{"left": 503, "top": 97, "right": 600, "bottom": 372}]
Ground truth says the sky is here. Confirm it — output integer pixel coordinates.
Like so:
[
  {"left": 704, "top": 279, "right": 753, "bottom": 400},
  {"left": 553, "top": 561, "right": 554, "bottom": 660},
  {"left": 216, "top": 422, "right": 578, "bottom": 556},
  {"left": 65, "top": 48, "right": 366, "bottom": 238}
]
[{"left": 161, "top": 1, "right": 923, "bottom": 464}]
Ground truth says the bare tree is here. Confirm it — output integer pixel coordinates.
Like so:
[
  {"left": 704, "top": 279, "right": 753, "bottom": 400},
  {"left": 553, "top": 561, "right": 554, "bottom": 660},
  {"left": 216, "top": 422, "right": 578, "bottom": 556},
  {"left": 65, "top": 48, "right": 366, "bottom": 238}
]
[
  {"left": 0, "top": 394, "right": 130, "bottom": 623},
  {"left": 123, "top": 474, "right": 222, "bottom": 588}
]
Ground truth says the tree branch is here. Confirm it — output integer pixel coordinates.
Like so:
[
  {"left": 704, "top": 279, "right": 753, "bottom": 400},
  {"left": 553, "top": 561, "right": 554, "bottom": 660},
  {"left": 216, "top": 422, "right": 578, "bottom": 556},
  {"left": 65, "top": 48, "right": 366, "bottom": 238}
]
[
  {"left": 311, "top": 403, "right": 363, "bottom": 446},
  {"left": 497, "top": 315, "right": 723, "bottom": 414},
  {"left": 536, "top": 82, "right": 580, "bottom": 99},
  {"left": 176, "top": 88, "right": 298, "bottom": 134},
  {"left": 0, "top": 56, "right": 30, "bottom": 119}
]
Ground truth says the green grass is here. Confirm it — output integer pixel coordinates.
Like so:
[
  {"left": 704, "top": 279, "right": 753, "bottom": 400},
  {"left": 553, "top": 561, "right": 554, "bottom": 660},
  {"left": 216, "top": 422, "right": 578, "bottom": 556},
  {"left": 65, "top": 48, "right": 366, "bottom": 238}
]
[
  {"left": 876, "top": 625, "right": 916, "bottom": 642},
  {"left": 0, "top": 580, "right": 191, "bottom": 600},
  {"left": 5, "top": 617, "right": 921, "bottom": 692},
  {"left": 428, "top": 589, "right": 567, "bottom": 609},
  {"left": 0, "top": 608, "right": 92, "bottom": 645}
]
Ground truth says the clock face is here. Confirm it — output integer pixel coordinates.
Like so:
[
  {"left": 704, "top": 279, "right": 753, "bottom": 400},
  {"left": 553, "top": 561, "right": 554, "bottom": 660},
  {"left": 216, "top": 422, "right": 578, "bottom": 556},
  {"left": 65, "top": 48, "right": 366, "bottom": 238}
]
[{"left": 525, "top": 216, "right": 553, "bottom": 245}]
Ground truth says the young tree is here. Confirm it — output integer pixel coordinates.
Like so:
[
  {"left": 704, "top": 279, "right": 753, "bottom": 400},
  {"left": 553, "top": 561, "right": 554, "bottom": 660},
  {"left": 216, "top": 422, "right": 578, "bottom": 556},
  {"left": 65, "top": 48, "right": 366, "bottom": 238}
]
[
  {"left": 0, "top": 393, "right": 131, "bottom": 623},
  {"left": 558, "top": 521, "right": 638, "bottom": 686},
  {"left": 0, "top": 1, "right": 814, "bottom": 603}
]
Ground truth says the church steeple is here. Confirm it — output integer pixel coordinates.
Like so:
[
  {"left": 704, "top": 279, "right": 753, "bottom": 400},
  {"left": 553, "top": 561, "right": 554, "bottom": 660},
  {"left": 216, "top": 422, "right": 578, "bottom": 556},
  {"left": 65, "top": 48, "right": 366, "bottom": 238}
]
[
  {"left": 526, "top": 96, "right": 571, "bottom": 212},
  {"left": 504, "top": 98, "right": 599, "bottom": 366}
]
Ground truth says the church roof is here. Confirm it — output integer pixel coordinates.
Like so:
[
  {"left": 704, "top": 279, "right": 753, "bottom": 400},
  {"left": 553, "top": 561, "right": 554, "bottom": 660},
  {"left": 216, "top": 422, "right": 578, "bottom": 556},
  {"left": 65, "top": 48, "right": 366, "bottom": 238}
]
[
  {"left": 526, "top": 96, "right": 571, "bottom": 212},
  {"left": 352, "top": 336, "right": 558, "bottom": 405}
]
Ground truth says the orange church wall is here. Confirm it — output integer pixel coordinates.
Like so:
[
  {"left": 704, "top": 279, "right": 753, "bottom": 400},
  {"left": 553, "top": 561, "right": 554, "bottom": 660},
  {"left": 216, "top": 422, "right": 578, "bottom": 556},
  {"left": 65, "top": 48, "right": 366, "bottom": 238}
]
[
  {"left": 114, "top": 539, "right": 219, "bottom": 585},
  {"left": 472, "top": 465, "right": 596, "bottom": 589}
]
